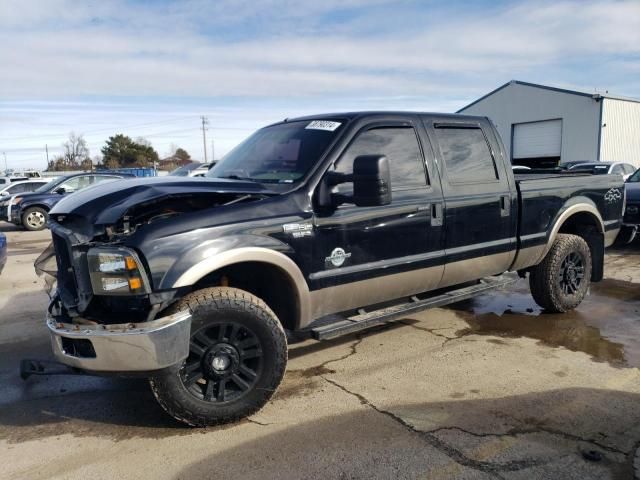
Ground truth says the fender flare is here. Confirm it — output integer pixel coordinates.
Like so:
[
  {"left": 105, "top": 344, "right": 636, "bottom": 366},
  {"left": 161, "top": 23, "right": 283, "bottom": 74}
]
[
  {"left": 534, "top": 201, "right": 604, "bottom": 265},
  {"left": 171, "top": 247, "right": 311, "bottom": 328}
]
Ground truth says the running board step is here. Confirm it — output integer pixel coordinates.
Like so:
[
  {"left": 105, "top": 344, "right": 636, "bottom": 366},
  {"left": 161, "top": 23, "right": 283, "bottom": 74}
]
[{"left": 310, "top": 274, "right": 518, "bottom": 341}]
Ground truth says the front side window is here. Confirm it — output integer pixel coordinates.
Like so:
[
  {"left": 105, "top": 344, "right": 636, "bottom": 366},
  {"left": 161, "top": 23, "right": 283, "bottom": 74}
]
[
  {"left": 435, "top": 127, "right": 498, "bottom": 183},
  {"left": 334, "top": 127, "right": 427, "bottom": 194},
  {"left": 26, "top": 182, "right": 46, "bottom": 192},
  {"left": 59, "top": 175, "right": 92, "bottom": 193},
  {"left": 208, "top": 119, "right": 344, "bottom": 184}
]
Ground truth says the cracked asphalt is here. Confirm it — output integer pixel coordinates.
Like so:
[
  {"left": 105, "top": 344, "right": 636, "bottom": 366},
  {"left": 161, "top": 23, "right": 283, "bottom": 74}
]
[{"left": 1, "top": 224, "right": 640, "bottom": 480}]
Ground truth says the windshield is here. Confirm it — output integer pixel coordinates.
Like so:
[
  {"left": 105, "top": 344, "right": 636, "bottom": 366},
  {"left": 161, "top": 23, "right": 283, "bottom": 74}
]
[
  {"left": 35, "top": 177, "right": 65, "bottom": 193},
  {"left": 628, "top": 168, "right": 640, "bottom": 183},
  {"left": 207, "top": 119, "right": 344, "bottom": 184},
  {"left": 170, "top": 162, "right": 202, "bottom": 176}
]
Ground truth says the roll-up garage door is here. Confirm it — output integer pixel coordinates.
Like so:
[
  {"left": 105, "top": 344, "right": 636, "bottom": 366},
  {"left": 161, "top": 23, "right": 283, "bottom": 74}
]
[{"left": 512, "top": 119, "right": 562, "bottom": 160}]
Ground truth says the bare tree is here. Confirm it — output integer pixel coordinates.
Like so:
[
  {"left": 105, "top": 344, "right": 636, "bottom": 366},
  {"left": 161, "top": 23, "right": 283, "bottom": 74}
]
[
  {"left": 135, "top": 136, "right": 152, "bottom": 148},
  {"left": 62, "top": 132, "right": 90, "bottom": 169}
]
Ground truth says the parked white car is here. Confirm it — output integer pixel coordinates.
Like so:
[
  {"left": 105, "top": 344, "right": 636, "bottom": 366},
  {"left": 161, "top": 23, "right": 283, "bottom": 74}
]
[
  {"left": 169, "top": 162, "right": 216, "bottom": 178},
  {"left": 0, "top": 179, "right": 50, "bottom": 199},
  {"left": 569, "top": 162, "right": 637, "bottom": 181},
  {"left": 0, "top": 179, "right": 51, "bottom": 221}
]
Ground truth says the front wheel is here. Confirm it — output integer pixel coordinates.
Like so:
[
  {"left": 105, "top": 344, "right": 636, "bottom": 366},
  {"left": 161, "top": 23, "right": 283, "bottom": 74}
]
[
  {"left": 22, "top": 206, "right": 48, "bottom": 231},
  {"left": 149, "top": 287, "right": 287, "bottom": 426},
  {"left": 529, "top": 233, "right": 592, "bottom": 313}
]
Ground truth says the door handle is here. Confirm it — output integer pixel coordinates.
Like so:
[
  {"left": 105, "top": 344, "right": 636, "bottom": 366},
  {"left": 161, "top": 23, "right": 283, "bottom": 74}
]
[
  {"left": 500, "top": 195, "right": 510, "bottom": 217},
  {"left": 431, "top": 203, "right": 443, "bottom": 226}
]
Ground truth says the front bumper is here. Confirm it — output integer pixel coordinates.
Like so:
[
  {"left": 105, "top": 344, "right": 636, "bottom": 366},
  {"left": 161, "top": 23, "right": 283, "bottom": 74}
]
[
  {"left": 8, "top": 204, "right": 21, "bottom": 224},
  {"left": 47, "top": 309, "right": 192, "bottom": 373}
]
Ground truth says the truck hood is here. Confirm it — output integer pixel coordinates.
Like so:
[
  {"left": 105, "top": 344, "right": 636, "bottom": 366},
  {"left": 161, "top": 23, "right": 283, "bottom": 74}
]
[
  {"left": 625, "top": 182, "right": 640, "bottom": 202},
  {"left": 50, "top": 176, "right": 275, "bottom": 226}
]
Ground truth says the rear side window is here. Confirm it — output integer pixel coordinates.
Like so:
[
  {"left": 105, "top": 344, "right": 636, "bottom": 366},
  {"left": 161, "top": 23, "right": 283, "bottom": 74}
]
[
  {"left": 26, "top": 182, "right": 47, "bottom": 192},
  {"left": 435, "top": 127, "right": 498, "bottom": 183},
  {"left": 335, "top": 127, "right": 427, "bottom": 193},
  {"left": 6, "top": 183, "right": 27, "bottom": 193},
  {"left": 91, "top": 175, "right": 122, "bottom": 185}
]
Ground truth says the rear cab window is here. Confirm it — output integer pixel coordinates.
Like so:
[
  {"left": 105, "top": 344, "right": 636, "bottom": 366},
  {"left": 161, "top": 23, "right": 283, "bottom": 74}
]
[{"left": 432, "top": 125, "right": 499, "bottom": 184}]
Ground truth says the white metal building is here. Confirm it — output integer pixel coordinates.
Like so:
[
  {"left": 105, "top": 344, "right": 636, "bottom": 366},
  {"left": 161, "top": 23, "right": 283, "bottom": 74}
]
[{"left": 458, "top": 80, "right": 640, "bottom": 168}]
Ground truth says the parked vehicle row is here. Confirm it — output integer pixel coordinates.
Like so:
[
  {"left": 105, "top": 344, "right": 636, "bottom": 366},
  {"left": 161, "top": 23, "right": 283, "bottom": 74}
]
[{"left": 1, "top": 172, "right": 133, "bottom": 230}]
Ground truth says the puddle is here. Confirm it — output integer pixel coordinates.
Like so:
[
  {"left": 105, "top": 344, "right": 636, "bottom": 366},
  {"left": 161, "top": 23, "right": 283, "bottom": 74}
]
[{"left": 455, "top": 279, "right": 640, "bottom": 367}]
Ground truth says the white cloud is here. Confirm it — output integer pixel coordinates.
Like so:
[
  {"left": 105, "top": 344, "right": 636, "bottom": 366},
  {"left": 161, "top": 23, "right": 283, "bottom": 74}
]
[{"left": 0, "top": 0, "right": 639, "bottom": 169}]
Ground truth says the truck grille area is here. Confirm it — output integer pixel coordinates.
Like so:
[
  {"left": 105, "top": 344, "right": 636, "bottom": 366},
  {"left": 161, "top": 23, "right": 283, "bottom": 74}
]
[{"left": 51, "top": 231, "right": 79, "bottom": 308}]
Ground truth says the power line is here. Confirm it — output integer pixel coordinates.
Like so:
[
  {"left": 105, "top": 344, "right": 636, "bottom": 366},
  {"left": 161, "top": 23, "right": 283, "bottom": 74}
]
[{"left": 0, "top": 115, "right": 199, "bottom": 141}]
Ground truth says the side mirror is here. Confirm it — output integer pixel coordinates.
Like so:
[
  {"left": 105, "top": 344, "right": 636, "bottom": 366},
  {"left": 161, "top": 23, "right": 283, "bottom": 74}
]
[
  {"left": 54, "top": 187, "right": 66, "bottom": 194},
  {"left": 352, "top": 155, "right": 391, "bottom": 207}
]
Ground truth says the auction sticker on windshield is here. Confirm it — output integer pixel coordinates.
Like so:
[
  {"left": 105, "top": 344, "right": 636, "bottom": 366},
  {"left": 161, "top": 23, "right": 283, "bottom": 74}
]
[{"left": 305, "top": 120, "right": 341, "bottom": 131}]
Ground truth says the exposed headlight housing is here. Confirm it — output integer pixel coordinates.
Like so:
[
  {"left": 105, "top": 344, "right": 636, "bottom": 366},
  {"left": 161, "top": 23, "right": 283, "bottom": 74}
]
[{"left": 87, "top": 247, "right": 150, "bottom": 295}]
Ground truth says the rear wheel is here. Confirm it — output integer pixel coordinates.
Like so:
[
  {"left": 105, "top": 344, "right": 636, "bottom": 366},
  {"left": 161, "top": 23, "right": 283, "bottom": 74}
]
[
  {"left": 22, "top": 206, "right": 48, "bottom": 231},
  {"left": 529, "top": 233, "right": 592, "bottom": 313},
  {"left": 149, "top": 287, "right": 287, "bottom": 426}
]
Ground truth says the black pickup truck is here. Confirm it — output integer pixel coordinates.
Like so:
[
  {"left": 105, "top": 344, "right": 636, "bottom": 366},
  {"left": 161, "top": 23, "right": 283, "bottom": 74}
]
[{"left": 39, "top": 112, "right": 624, "bottom": 426}]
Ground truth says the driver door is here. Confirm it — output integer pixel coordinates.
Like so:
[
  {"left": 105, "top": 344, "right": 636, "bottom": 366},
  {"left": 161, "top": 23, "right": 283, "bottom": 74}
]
[{"left": 310, "top": 120, "right": 445, "bottom": 317}]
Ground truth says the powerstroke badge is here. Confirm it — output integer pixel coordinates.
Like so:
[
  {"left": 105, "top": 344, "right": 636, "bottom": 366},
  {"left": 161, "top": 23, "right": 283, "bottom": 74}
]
[
  {"left": 325, "top": 247, "right": 351, "bottom": 267},
  {"left": 282, "top": 223, "right": 313, "bottom": 238}
]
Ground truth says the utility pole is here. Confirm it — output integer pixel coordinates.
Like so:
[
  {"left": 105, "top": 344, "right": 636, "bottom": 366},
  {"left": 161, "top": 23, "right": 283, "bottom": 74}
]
[
  {"left": 2, "top": 152, "right": 6, "bottom": 175},
  {"left": 201, "top": 116, "right": 209, "bottom": 163},
  {"left": 211, "top": 138, "right": 215, "bottom": 162},
  {"left": 45, "top": 144, "right": 49, "bottom": 167}
]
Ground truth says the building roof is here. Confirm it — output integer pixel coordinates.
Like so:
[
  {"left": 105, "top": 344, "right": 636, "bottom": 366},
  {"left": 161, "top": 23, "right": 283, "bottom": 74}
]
[{"left": 457, "top": 80, "right": 640, "bottom": 113}]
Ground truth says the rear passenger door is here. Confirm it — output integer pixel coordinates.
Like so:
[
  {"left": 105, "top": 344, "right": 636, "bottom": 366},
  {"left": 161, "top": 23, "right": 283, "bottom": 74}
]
[
  {"left": 311, "top": 119, "right": 445, "bottom": 314},
  {"left": 425, "top": 118, "right": 516, "bottom": 287}
]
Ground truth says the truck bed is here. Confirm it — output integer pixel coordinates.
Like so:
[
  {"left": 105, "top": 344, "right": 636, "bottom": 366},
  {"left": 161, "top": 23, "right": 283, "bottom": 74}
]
[{"left": 514, "top": 172, "right": 623, "bottom": 272}]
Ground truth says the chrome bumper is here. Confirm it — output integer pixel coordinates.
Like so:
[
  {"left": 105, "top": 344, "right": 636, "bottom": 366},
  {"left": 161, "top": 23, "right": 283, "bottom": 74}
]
[{"left": 47, "top": 310, "right": 192, "bottom": 372}]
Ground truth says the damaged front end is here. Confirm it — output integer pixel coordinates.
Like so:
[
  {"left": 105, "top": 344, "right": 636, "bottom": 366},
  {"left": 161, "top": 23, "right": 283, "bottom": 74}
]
[
  {"left": 36, "top": 178, "right": 271, "bottom": 372},
  {"left": 36, "top": 224, "right": 193, "bottom": 373}
]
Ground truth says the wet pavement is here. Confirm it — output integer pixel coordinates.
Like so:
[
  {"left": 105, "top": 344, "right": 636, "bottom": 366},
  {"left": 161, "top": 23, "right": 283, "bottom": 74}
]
[
  {"left": 1, "top": 224, "right": 640, "bottom": 479},
  {"left": 455, "top": 278, "right": 640, "bottom": 368}
]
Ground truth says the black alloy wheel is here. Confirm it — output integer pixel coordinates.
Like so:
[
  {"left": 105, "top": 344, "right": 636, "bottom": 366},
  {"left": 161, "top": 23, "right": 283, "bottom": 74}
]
[
  {"left": 557, "top": 251, "right": 585, "bottom": 295},
  {"left": 149, "top": 287, "right": 287, "bottom": 426},
  {"left": 181, "top": 321, "right": 264, "bottom": 404}
]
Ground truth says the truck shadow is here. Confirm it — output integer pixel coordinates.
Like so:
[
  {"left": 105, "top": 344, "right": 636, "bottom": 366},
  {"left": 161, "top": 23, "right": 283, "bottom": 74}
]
[{"left": 171, "top": 387, "right": 639, "bottom": 479}]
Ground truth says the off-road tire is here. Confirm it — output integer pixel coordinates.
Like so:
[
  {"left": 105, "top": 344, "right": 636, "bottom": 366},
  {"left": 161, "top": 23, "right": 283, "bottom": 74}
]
[
  {"left": 529, "top": 233, "right": 592, "bottom": 313},
  {"left": 149, "top": 287, "right": 287, "bottom": 427},
  {"left": 22, "top": 206, "right": 48, "bottom": 231}
]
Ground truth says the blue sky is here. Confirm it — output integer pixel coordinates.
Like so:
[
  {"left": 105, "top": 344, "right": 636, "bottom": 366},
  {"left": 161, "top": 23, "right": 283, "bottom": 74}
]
[{"left": 1, "top": 0, "right": 639, "bottom": 170}]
